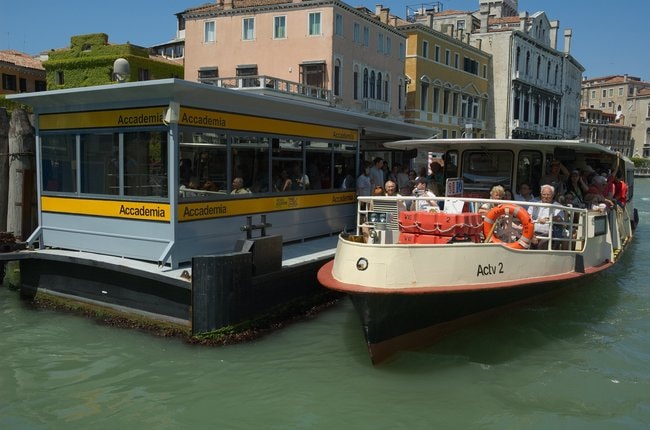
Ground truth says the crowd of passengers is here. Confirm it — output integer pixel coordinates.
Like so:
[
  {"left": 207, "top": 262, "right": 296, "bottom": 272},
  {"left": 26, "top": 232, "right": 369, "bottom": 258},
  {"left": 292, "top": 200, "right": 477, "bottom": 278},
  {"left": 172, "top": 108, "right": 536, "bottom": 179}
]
[
  {"left": 360, "top": 152, "right": 628, "bottom": 211},
  {"left": 359, "top": 153, "right": 629, "bottom": 249}
]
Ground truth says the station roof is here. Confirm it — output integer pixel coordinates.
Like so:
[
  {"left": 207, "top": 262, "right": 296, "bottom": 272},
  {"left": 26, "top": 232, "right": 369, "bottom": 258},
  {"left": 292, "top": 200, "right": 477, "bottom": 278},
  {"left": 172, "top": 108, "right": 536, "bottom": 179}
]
[{"left": 9, "top": 78, "right": 434, "bottom": 142}]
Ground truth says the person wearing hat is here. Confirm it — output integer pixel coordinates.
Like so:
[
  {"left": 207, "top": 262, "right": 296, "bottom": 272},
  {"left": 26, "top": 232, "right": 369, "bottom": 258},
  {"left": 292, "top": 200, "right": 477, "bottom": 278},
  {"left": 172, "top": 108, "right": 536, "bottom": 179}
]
[
  {"left": 584, "top": 174, "right": 614, "bottom": 209},
  {"left": 412, "top": 177, "right": 438, "bottom": 212}
]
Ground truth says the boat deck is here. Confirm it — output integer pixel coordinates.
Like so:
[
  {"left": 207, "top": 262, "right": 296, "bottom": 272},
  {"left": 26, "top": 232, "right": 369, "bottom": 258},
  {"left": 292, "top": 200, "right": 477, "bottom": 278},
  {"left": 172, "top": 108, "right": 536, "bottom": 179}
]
[{"left": 0, "top": 234, "right": 339, "bottom": 282}]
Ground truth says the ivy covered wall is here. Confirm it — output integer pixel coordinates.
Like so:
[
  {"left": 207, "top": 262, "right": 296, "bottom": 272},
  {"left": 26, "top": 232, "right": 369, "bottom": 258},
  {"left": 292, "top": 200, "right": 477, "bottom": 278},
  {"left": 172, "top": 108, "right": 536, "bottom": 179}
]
[{"left": 44, "top": 33, "right": 183, "bottom": 89}]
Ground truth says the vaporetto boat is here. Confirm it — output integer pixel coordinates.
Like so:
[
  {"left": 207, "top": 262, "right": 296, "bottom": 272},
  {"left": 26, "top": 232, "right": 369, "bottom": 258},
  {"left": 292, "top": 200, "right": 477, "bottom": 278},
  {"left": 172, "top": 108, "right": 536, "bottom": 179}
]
[{"left": 318, "top": 138, "right": 637, "bottom": 364}]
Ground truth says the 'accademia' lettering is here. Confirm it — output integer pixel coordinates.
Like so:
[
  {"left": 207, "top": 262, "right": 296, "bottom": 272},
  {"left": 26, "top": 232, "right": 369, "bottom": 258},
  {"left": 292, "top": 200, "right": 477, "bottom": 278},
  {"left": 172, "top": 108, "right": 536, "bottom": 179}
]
[
  {"left": 119, "top": 204, "right": 166, "bottom": 218},
  {"left": 181, "top": 112, "right": 226, "bottom": 127}
]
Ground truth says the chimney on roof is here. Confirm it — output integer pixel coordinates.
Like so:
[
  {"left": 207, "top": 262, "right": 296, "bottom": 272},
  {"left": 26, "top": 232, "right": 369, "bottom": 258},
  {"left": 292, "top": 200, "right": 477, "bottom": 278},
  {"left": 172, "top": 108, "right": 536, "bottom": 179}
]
[
  {"left": 549, "top": 20, "right": 559, "bottom": 49},
  {"left": 379, "top": 7, "right": 390, "bottom": 24},
  {"left": 519, "top": 11, "right": 528, "bottom": 32},
  {"left": 479, "top": 3, "right": 489, "bottom": 32},
  {"left": 563, "top": 29, "right": 572, "bottom": 54}
]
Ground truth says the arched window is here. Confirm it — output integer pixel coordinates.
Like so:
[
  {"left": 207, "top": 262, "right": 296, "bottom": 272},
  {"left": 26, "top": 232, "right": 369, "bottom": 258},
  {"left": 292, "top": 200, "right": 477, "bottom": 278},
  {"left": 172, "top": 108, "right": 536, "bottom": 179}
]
[
  {"left": 376, "top": 72, "right": 382, "bottom": 100},
  {"left": 383, "top": 74, "right": 389, "bottom": 102},
  {"left": 515, "top": 47, "right": 521, "bottom": 72},
  {"left": 525, "top": 51, "right": 530, "bottom": 75},
  {"left": 546, "top": 61, "right": 551, "bottom": 83},
  {"left": 334, "top": 59, "right": 341, "bottom": 97},
  {"left": 420, "top": 77, "right": 430, "bottom": 111},
  {"left": 363, "top": 68, "right": 369, "bottom": 98},
  {"left": 353, "top": 65, "right": 359, "bottom": 100},
  {"left": 370, "top": 71, "right": 376, "bottom": 99},
  {"left": 536, "top": 56, "right": 541, "bottom": 79}
]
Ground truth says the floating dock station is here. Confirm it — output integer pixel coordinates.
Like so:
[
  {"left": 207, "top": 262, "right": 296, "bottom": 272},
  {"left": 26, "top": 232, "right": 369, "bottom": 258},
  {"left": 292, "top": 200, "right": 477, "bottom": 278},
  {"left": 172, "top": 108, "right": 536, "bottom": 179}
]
[{"left": 3, "top": 78, "right": 432, "bottom": 334}]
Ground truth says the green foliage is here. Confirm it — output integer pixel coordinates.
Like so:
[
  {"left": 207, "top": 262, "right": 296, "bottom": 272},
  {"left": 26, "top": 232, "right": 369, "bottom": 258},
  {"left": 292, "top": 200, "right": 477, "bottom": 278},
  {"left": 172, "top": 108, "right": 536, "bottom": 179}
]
[
  {"left": 631, "top": 157, "right": 650, "bottom": 167},
  {"left": 0, "top": 96, "right": 31, "bottom": 114},
  {"left": 43, "top": 33, "right": 183, "bottom": 89}
]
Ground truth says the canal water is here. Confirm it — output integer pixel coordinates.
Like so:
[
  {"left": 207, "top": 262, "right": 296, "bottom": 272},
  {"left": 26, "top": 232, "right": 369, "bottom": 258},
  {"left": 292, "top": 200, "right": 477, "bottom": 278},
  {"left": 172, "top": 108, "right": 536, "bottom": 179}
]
[{"left": 2, "top": 182, "right": 650, "bottom": 429}]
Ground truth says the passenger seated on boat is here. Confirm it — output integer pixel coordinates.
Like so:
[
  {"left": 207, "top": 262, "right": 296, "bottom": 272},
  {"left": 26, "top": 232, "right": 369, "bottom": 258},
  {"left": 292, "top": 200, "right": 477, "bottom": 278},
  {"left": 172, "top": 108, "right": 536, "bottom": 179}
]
[
  {"left": 503, "top": 188, "right": 513, "bottom": 201},
  {"left": 412, "top": 177, "right": 438, "bottom": 212},
  {"left": 528, "top": 184, "right": 564, "bottom": 249},
  {"left": 514, "top": 182, "right": 538, "bottom": 208},
  {"left": 383, "top": 180, "right": 407, "bottom": 212},
  {"left": 231, "top": 177, "right": 251, "bottom": 194},
  {"left": 540, "top": 160, "right": 569, "bottom": 197},
  {"left": 478, "top": 184, "right": 505, "bottom": 216},
  {"left": 384, "top": 180, "right": 398, "bottom": 196},
  {"left": 584, "top": 175, "right": 614, "bottom": 209}
]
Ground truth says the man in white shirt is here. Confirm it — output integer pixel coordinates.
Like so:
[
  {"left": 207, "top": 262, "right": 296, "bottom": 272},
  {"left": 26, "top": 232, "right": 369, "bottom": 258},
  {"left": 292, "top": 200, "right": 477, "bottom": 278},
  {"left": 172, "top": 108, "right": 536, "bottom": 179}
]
[
  {"left": 412, "top": 177, "right": 438, "bottom": 212},
  {"left": 528, "top": 184, "right": 563, "bottom": 248}
]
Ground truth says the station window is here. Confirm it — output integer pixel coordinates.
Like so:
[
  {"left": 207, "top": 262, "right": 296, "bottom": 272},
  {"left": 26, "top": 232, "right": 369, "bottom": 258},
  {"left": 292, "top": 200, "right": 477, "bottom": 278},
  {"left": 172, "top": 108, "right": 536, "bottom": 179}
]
[
  {"left": 179, "top": 130, "right": 227, "bottom": 193},
  {"left": 123, "top": 131, "right": 168, "bottom": 198},
  {"left": 80, "top": 133, "right": 120, "bottom": 196},
  {"left": 41, "top": 134, "right": 77, "bottom": 193}
]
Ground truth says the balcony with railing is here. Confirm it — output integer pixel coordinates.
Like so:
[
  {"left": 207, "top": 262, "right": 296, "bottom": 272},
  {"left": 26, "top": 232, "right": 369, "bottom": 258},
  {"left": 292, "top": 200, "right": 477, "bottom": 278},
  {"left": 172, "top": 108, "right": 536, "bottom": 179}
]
[{"left": 200, "top": 75, "right": 332, "bottom": 106}]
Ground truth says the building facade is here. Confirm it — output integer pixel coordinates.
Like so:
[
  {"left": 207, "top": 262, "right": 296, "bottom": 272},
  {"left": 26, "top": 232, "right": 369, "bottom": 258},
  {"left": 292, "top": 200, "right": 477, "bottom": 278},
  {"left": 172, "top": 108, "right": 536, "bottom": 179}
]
[
  {"left": 0, "top": 50, "right": 46, "bottom": 95},
  {"left": 422, "top": 0, "right": 581, "bottom": 140},
  {"left": 579, "top": 108, "right": 633, "bottom": 156},
  {"left": 397, "top": 12, "right": 492, "bottom": 138},
  {"left": 182, "top": 0, "right": 408, "bottom": 120},
  {"left": 580, "top": 74, "right": 650, "bottom": 156}
]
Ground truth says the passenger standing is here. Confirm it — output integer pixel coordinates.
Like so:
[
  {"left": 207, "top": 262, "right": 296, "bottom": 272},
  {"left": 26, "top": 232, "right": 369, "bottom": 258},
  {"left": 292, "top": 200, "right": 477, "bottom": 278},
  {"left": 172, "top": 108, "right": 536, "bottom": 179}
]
[
  {"left": 540, "top": 160, "right": 569, "bottom": 197},
  {"left": 356, "top": 162, "right": 372, "bottom": 197},
  {"left": 369, "top": 157, "right": 384, "bottom": 189}
]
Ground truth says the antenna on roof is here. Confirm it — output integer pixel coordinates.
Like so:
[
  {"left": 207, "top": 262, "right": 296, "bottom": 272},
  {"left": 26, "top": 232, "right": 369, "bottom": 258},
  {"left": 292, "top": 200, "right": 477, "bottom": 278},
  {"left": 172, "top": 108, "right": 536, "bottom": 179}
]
[{"left": 113, "top": 58, "right": 130, "bottom": 83}]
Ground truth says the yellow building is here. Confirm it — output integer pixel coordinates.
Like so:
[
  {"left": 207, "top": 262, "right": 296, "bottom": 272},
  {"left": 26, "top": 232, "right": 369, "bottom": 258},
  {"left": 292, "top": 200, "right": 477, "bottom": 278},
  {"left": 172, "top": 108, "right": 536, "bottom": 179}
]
[{"left": 397, "top": 18, "right": 492, "bottom": 138}]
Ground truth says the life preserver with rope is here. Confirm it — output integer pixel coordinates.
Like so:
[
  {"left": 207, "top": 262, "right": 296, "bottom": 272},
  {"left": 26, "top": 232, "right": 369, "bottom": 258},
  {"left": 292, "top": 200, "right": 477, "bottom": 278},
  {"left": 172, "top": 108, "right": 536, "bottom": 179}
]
[{"left": 483, "top": 203, "right": 534, "bottom": 249}]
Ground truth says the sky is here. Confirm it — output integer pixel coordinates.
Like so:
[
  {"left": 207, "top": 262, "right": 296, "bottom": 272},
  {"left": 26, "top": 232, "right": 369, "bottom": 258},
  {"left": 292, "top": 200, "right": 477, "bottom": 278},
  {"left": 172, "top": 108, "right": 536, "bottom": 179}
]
[{"left": 1, "top": 0, "right": 648, "bottom": 81}]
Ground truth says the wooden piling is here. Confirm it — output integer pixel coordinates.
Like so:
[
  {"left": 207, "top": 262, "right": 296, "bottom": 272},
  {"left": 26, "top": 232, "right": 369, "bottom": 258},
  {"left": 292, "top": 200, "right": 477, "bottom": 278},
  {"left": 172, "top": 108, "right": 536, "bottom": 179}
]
[
  {"left": 191, "top": 252, "right": 252, "bottom": 335},
  {"left": 7, "top": 108, "right": 36, "bottom": 241},
  {"left": 0, "top": 108, "right": 8, "bottom": 232}
]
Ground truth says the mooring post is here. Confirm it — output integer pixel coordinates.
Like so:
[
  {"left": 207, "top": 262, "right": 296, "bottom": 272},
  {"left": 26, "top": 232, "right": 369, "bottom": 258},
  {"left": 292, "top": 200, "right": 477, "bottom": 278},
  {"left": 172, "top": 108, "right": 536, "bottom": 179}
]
[
  {"left": 191, "top": 252, "right": 252, "bottom": 335},
  {"left": 7, "top": 108, "right": 36, "bottom": 241},
  {"left": 0, "top": 108, "right": 9, "bottom": 233}
]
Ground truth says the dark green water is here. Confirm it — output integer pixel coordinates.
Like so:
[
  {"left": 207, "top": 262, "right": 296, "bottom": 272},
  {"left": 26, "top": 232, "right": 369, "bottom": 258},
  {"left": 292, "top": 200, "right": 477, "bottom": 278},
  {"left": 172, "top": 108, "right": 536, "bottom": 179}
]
[{"left": 2, "top": 181, "right": 650, "bottom": 429}]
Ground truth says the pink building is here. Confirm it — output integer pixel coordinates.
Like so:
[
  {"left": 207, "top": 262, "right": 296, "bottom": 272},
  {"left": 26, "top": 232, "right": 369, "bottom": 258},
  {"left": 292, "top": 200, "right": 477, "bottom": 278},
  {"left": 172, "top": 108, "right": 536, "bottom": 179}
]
[{"left": 182, "top": 1, "right": 408, "bottom": 119}]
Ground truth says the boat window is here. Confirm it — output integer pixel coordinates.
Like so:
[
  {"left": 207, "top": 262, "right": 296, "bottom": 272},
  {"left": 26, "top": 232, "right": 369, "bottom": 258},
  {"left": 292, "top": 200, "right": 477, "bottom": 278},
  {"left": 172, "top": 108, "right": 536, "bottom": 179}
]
[
  {"left": 124, "top": 131, "right": 168, "bottom": 198},
  {"left": 444, "top": 150, "right": 458, "bottom": 180},
  {"left": 461, "top": 151, "right": 513, "bottom": 194},
  {"left": 80, "top": 133, "right": 120, "bottom": 196},
  {"left": 516, "top": 150, "right": 543, "bottom": 197},
  {"left": 41, "top": 134, "right": 77, "bottom": 193}
]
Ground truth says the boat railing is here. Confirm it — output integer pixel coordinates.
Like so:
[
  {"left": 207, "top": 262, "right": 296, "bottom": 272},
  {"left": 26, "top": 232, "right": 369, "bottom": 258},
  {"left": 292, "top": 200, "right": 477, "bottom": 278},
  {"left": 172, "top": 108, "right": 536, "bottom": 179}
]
[{"left": 353, "top": 195, "right": 598, "bottom": 252}]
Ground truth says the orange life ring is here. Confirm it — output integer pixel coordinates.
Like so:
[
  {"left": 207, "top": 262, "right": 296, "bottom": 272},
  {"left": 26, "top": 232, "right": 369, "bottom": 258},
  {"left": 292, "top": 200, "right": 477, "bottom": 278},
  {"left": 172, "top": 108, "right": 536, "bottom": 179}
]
[{"left": 483, "top": 203, "right": 534, "bottom": 249}]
